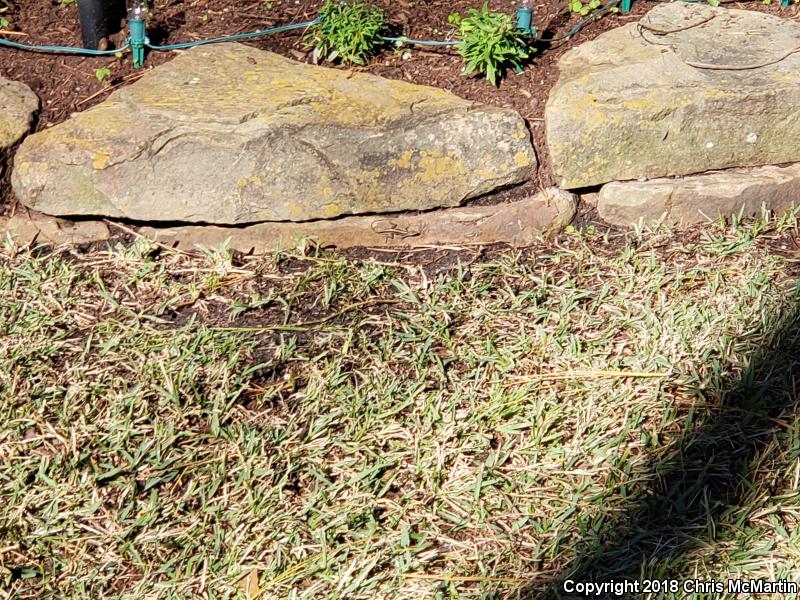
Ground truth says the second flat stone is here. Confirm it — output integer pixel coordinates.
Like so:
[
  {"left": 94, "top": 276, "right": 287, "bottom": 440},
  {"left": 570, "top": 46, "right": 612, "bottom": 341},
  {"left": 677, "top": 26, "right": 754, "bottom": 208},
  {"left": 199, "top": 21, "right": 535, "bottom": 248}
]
[{"left": 597, "top": 163, "right": 800, "bottom": 227}]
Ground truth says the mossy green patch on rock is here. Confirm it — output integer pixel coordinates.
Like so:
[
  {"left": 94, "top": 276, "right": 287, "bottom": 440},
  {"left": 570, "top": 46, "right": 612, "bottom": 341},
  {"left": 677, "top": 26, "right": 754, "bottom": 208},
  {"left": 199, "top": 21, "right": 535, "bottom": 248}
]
[{"left": 12, "top": 44, "right": 535, "bottom": 224}]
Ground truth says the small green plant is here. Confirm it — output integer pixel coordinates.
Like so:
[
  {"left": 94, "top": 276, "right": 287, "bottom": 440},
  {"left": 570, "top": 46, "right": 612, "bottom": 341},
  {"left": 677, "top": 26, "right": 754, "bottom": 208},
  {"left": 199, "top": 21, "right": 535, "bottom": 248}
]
[
  {"left": 95, "top": 66, "right": 111, "bottom": 82},
  {"left": 0, "top": 0, "right": 10, "bottom": 27},
  {"left": 449, "top": 3, "right": 531, "bottom": 86},
  {"left": 305, "top": 0, "right": 387, "bottom": 65},
  {"left": 569, "top": 0, "right": 601, "bottom": 16}
]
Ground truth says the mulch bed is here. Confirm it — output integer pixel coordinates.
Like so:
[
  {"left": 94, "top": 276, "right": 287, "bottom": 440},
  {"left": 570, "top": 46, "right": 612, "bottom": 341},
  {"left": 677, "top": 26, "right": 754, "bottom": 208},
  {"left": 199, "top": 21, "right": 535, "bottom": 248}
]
[{"left": 0, "top": 0, "right": 795, "bottom": 213}]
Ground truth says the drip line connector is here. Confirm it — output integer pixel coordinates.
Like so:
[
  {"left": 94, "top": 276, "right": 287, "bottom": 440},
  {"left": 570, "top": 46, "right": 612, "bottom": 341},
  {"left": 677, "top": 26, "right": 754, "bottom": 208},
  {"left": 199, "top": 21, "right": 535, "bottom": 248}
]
[
  {"left": 127, "top": 0, "right": 148, "bottom": 68},
  {"left": 516, "top": 0, "right": 536, "bottom": 35}
]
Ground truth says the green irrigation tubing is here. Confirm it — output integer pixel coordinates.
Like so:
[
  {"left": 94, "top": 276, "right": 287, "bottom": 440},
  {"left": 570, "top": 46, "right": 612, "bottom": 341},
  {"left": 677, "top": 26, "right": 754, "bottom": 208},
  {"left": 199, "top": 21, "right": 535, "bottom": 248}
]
[
  {"left": 0, "top": 37, "right": 129, "bottom": 55},
  {"left": 0, "top": 18, "right": 319, "bottom": 57},
  {"left": 145, "top": 19, "right": 321, "bottom": 51},
  {"left": 0, "top": 1, "right": 615, "bottom": 58},
  {"left": 0, "top": 0, "right": 780, "bottom": 60}
]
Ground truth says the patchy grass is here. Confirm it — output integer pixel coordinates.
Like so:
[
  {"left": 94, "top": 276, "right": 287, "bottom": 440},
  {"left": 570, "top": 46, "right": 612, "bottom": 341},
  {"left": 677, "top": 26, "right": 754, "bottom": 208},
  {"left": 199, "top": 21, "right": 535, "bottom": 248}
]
[{"left": 3, "top": 213, "right": 800, "bottom": 599}]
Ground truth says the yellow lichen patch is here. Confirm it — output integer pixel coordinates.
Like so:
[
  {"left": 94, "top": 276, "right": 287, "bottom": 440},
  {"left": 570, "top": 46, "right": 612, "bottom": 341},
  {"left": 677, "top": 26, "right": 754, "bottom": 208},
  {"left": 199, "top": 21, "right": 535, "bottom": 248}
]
[
  {"left": 93, "top": 152, "right": 111, "bottom": 170},
  {"left": 567, "top": 93, "right": 614, "bottom": 123},
  {"left": 512, "top": 124, "right": 528, "bottom": 143},
  {"left": 515, "top": 151, "right": 532, "bottom": 168},
  {"left": 0, "top": 123, "right": 20, "bottom": 147},
  {"left": 321, "top": 202, "right": 342, "bottom": 219},
  {"left": 471, "top": 162, "right": 504, "bottom": 182},
  {"left": 287, "top": 203, "right": 306, "bottom": 220},
  {"left": 701, "top": 88, "right": 736, "bottom": 102},
  {"left": 415, "top": 149, "right": 462, "bottom": 183},
  {"left": 620, "top": 97, "right": 653, "bottom": 111},
  {"left": 25, "top": 102, "right": 138, "bottom": 158},
  {"left": 389, "top": 150, "right": 415, "bottom": 170},
  {"left": 163, "top": 47, "right": 462, "bottom": 129},
  {"left": 312, "top": 174, "right": 338, "bottom": 199},
  {"left": 236, "top": 174, "right": 267, "bottom": 198},
  {"left": 336, "top": 148, "right": 473, "bottom": 213}
]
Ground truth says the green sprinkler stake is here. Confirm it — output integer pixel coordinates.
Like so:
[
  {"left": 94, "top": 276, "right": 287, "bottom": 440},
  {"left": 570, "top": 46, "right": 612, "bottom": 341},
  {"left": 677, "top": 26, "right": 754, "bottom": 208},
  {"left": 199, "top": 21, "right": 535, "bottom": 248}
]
[
  {"left": 515, "top": 0, "right": 535, "bottom": 35},
  {"left": 127, "top": 0, "right": 148, "bottom": 68},
  {"left": 514, "top": 0, "right": 535, "bottom": 73}
]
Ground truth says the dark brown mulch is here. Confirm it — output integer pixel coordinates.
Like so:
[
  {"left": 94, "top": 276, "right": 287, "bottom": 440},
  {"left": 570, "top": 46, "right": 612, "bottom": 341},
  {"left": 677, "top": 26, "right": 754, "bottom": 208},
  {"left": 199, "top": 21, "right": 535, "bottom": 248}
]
[{"left": 0, "top": 0, "right": 796, "bottom": 213}]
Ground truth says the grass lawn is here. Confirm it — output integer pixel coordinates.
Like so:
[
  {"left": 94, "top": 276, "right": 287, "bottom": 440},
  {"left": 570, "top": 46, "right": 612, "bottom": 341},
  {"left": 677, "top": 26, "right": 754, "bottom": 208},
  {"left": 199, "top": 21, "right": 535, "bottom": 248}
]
[{"left": 3, "top": 213, "right": 800, "bottom": 599}]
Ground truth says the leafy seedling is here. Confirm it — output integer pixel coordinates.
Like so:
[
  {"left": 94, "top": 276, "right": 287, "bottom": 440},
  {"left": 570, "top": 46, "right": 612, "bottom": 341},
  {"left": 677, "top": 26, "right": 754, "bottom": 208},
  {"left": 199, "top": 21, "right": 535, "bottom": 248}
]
[
  {"left": 569, "top": 0, "right": 601, "bottom": 16},
  {"left": 305, "top": 0, "right": 387, "bottom": 65},
  {"left": 0, "top": 0, "right": 10, "bottom": 28},
  {"left": 450, "top": 3, "right": 532, "bottom": 86},
  {"left": 95, "top": 67, "right": 111, "bottom": 82}
]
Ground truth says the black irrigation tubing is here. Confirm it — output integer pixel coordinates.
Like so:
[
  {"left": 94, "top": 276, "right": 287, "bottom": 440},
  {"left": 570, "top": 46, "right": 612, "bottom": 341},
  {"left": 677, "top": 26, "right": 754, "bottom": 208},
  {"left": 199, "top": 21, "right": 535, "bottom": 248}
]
[{"left": 537, "top": 0, "right": 622, "bottom": 43}]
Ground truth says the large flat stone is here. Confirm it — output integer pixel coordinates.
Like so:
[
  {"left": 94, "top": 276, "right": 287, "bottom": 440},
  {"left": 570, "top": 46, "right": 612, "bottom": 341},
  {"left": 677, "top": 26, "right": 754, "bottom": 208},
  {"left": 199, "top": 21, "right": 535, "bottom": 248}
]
[
  {"left": 0, "top": 77, "right": 38, "bottom": 149},
  {"left": 140, "top": 189, "right": 576, "bottom": 251},
  {"left": 597, "top": 164, "right": 800, "bottom": 227},
  {"left": 12, "top": 44, "right": 535, "bottom": 224},
  {"left": 546, "top": 3, "right": 800, "bottom": 189}
]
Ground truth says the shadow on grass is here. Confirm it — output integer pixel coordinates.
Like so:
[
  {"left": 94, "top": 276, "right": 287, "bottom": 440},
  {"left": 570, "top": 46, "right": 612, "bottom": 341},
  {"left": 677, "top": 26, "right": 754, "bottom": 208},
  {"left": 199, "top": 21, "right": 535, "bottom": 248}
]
[{"left": 513, "top": 299, "right": 800, "bottom": 599}]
